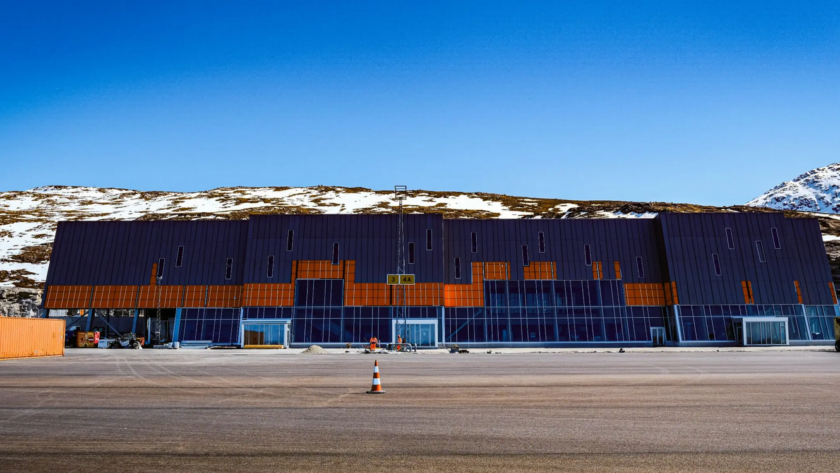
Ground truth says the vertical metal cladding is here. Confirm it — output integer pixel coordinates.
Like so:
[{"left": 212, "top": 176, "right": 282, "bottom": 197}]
[
  {"left": 443, "top": 219, "right": 664, "bottom": 284},
  {"left": 47, "top": 220, "right": 249, "bottom": 287},
  {"left": 657, "top": 213, "right": 835, "bottom": 306},
  {"left": 243, "top": 215, "right": 444, "bottom": 285},
  {"left": 0, "top": 317, "right": 65, "bottom": 359}
]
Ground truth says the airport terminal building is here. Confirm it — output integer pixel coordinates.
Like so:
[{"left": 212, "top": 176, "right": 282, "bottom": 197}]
[{"left": 42, "top": 213, "right": 839, "bottom": 348}]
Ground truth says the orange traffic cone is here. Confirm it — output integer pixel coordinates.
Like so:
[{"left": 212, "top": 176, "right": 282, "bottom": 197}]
[{"left": 366, "top": 360, "right": 386, "bottom": 394}]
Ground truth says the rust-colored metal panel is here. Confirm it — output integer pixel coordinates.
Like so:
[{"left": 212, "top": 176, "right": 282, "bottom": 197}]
[
  {"left": 91, "top": 285, "right": 138, "bottom": 309},
  {"left": 614, "top": 261, "right": 622, "bottom": 280},
  {"left": 624, "top": 283, "right": 666, "bottom": 306},
  {"left": 181, "top": 285, "right": 206, "bottom": 307},
  {"left": 0, "top": 317, "right": 65, "bottom": 359},
  {"left": 524, "top": 262, "right": 555, "bottom": 280},
  {"left": 344, "top": 283, "right": 391, "bottom": 306},
  {"left": 483, "top": 262, "right": 509, "bottom": 280},
  {"left": 137, "top": 285, "right": 184, "bottom": 308},
  {"left": 44, "top": 285, "right": 93, "bottom": 309},
  {"left": 740, "top": 281, "right": 755, "bottom": 304},
  {"left": 206, "top": 285, "right": 243, "bottom": 307},
  {"left": 296, "top": 260, "right": 345, "bottom": 279},
  {"left": 242, "top": 283, "right": 295, "bottom": 307},
  {"left": 391, "top": 283, "right": 444, "bottom": 306}
]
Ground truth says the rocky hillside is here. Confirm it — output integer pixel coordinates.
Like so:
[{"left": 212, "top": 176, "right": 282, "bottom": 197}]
[
  {"left": 748, "top": 163, "right": 840, "bottom": 213},
  {"left": 0, "top": 185, "right": 838, "bottom": 316}
]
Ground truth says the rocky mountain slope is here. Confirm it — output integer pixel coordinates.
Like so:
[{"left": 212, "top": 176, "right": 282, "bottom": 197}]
[
  {"left": 748, "top": 163, "right": 840, "bottom": 213},
  {"left": 1, "top": 184, "right": 838, "bottom": 316}
]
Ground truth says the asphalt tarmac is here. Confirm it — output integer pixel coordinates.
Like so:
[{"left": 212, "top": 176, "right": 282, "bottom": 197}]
[{"left": 1, "top": 349, "right": 839, "bottom": 472}]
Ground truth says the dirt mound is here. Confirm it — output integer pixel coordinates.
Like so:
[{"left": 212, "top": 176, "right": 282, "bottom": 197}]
[{"left": 301, "top": 345, "right": 327, "bottom": 355}]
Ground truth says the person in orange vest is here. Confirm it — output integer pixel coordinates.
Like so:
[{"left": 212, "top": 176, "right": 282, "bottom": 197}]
[
  {"left": 396, "top": 335, "right": 403, "bottom": 352},
  {"left": 369, "top": 337, "right": 378, "bottom": 351}
]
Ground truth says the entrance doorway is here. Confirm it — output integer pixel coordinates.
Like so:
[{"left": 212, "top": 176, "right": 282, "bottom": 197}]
[
  {"left": 241, "top": 321, "right": 290, "bottom": 347},
  {"left": 392, "top": 319, "right": 437, "bottom": 347},
  {"left": 651, "top": 327, "right": 666, "bottom": 346},
  {"left": 732, "top": 317, "right": 789, "bottom": 346}
]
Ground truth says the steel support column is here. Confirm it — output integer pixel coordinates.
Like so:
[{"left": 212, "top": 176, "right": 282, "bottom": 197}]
[{"left": 172, "top": 308, "right": 182, "bottom": 343}]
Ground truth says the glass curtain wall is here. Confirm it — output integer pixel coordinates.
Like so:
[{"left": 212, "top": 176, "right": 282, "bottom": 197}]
[
  {"left": 293, "top": 279, "right": 344, "bottom": 344},
  {"left": 445, "top": 280, "right": 669, "bottom": 344},
  {"left": 805, "top": 305, "right": 838, "bottom": 341},
  {"left": 291, "top": 280, "right": 436, "bottom": 344},
  {"left": 178, "top": 308, "right": 240, "bottom": 344},
  {"left": 679, "top": 304, "right": 835, "bottom": 342}
]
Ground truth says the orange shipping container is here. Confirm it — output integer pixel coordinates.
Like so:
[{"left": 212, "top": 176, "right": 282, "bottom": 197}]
[{"left": 0, "top": 317, "right": 66, "bottom": 360}]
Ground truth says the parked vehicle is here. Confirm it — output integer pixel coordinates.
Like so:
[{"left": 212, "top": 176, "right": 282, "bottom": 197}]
[{"left": 108, "top": 332, "right": 142, "bottom": 349}]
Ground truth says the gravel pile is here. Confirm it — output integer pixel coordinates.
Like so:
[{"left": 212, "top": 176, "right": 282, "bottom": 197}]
[{"left": 301, "top": 345, "right": 327, "bottom": 355}]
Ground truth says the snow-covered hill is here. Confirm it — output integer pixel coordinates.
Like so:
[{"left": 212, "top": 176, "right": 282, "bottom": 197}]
[{"left": 748, "top": 163, "right": 840, "bottom": 213}]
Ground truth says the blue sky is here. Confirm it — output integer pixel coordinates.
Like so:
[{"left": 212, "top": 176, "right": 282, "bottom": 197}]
[{"left": 1, "top": 1, "right": 838, "bottom": 205}]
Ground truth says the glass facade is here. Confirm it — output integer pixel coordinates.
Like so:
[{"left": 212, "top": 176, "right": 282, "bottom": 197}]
[
  {"left": 805, "top": 305, "right": 838, "bottom": 340},
  {"left": 678, "top": 304, "right": 838, "bottom": 342},
  {"left": 285, "top": 279, "right": 439, "bottom": 344},
  {"left": 178, "top": 308, "right": 240, "bottom": 344},
  {"left": 444, "top": 280, "right": 671, "bottom": 344},
  {"left": 170, "top": 280, "right": 838, "bottom": 347}
]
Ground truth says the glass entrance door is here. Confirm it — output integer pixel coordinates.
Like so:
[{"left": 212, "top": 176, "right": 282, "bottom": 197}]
[
  {"left": 651, "top": 327, "right": 666, "bottom": 346},
  {"left": 242, "top": 322, "right": 288, "bottom": 347},
  {"left": 393, "top": 320, "right": 437, "bottom": 347}
]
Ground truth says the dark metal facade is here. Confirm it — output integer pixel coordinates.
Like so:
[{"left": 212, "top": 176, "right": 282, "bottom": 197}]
[
  {"left": 244, "top": 215, "right": 443, "bottom": 284},
  {"left": 444, "top": 219, "right": 664, "bottom": 283},
  {"left": 658, "top": 213, "right": 834, "bottom": 305},
  {"left": 43, "top": 213, "right": 837, "bottom": 346},
  {"left": 46, "top": 220, "right": 249, "bottom": 286}
]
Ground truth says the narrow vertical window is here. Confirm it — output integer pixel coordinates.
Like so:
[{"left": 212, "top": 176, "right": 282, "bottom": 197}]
[
  {"left": 176, "top": 246, "right": 184, "bottom": 267},
  {"left": 538, "top": 232, "right": 545, "bottom": 253},
  {"left": 522, "top": 245, "right": 530, "bottom": 266},
  {"left": 408, "top": 242, "right": 415, "bottom": 264},
  {"left": 267, "top": 255, "right": 275, "bottom": 278},
  {"left": 454, "top": 257, "right": 461, "bottom": 279},
  {"left": 426, "top": 229, "right": 433, "bottom": 250},
  {"left": 712, "top": 253, "right": 721, "bottom": 276},
  {"left": 725, "top": 228, "right": 734, "bottom": 250},
  {"left": 225, "top": 258, "right": 233, "bottom": 280},
  {"left": 286, "top": 230, "right": 294, "bottom": 251},
  {"left": 156, "top": 258, "right": 165, "bottom": 278},
  {"left": 471, "top": 232, "right": 477, "bottom": 253},
  {"left": 636, "top": 257, "right": 645, "bottom": 278},
  {"left": 584, "top": 245, "right": 592, "bottom": 266},
  {"left": 332, "top": 243, "right": 339, "bottom": 265},
  {"left": 771, "top": 227, "right": 781, "bottom": 249},
  {"left": 755, "top": 241, "right": 766, "bottom": 263}
]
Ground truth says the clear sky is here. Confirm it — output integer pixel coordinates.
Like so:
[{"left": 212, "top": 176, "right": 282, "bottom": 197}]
[{"left": 1, "top": 1, "right": 838, "bottom": 205}]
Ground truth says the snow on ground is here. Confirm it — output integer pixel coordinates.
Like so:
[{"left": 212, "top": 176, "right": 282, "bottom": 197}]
[
  {"left": 595, "top": 211, "right": 657, "bottom": 219},
  {"left": 553, "top": 203, "right": 579, "bottom": 214}
]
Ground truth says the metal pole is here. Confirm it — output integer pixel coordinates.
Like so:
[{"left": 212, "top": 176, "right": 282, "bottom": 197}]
[
  {"left": 155, "top": 275, "right": 162, "bottom": 345},
  {"left": 395, "top": 185, "right": 408, "bottom": 347}
]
